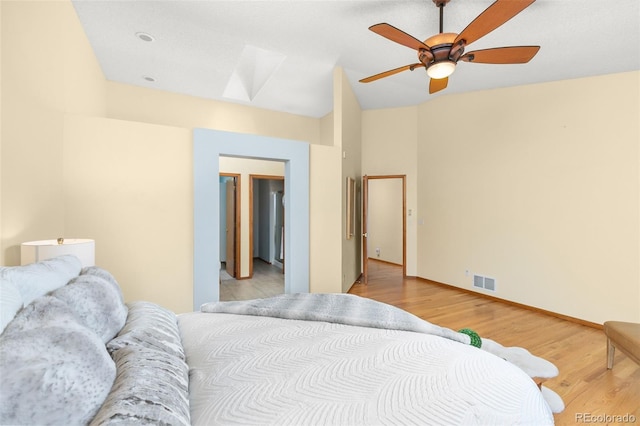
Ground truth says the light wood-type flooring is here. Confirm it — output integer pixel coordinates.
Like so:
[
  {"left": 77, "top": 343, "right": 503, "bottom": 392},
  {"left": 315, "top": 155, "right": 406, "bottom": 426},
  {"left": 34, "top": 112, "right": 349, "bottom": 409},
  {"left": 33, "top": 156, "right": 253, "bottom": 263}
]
[
  {"left": 218, "top": 258, "right": 639, "bottom": 423},
  {"left": 220, "top": 259, "right": 284, "bottom": 301},
  {"left": 349, "top": 260, "right": 640, "bottom": 425}
]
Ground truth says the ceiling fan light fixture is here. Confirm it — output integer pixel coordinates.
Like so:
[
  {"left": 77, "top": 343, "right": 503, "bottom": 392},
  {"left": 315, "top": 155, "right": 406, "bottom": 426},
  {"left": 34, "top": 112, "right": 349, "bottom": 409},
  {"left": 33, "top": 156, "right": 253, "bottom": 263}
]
[{"left": 426, "top": 60, "right": 456, "bottom": 79}]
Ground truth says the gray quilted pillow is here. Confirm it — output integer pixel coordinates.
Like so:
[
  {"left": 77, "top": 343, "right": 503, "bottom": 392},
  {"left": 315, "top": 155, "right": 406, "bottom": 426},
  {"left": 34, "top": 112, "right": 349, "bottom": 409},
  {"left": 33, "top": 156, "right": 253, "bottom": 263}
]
[
  {"left": 90, "top": 345, "right": 190, "bottom": 426},
  {"left": 0, "top": 298, "right": 115, "bottom": 425}
]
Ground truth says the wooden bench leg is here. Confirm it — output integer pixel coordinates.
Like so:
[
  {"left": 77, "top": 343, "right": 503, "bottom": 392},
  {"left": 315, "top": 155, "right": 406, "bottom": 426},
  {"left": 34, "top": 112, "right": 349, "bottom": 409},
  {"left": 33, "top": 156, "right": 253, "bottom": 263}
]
[{"left": 607, "top": 338, "right": 615, "bottom": 369}]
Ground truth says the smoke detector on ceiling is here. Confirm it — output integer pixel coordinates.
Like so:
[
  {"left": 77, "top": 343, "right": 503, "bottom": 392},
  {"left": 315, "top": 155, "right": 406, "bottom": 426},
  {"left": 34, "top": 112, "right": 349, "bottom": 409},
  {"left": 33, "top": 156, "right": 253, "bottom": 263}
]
[{"left": 135, "top": 32, "right": 155, "bottom": 42}]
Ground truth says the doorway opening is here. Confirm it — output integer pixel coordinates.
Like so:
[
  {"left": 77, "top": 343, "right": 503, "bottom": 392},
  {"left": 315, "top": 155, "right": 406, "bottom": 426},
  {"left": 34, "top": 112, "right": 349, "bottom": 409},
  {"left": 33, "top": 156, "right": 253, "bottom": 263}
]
[
  {"left": 362, "top": 175, "right": 406, "bottom": 284},
  {"left": 250, "top": 175, "right": 285, "bottom": 276},
  {"left": 218, "top": 159, "right": 286, "bottom": 301},
  {"left": 193, "top": 128, "right": 310, "bottom": 308},
  {"left": 220, "top": 173, "right": 286, "bottom": 301},
  {"left": 219, "top": 174, "right": 241, "bottom": 280}
]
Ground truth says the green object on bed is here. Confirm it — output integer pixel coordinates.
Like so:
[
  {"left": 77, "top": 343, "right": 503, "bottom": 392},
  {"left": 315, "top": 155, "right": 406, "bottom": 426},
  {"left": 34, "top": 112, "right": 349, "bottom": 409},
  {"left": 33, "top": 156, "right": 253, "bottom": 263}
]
[{"left": 458, "top": 328, "right": 482, "bottom": 348}]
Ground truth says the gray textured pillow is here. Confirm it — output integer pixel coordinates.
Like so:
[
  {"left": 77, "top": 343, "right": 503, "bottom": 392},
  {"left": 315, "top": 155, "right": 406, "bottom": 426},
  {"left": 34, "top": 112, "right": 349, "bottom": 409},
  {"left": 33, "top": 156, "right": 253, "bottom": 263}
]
[
  {"left": 107, "top": 301, "right": 185, "bottom": 360},
  {"left": 81, "top": 266, "right": 125, "bottom": 303},
  {"left": 0, "top": 278, "right": 22, "bottom": 334},
  {"left": 52, "top": 273, "right": 128, "bottom": 343},
  {"left": 0, "top": 298, "right": 115, "bottom": 425},
  {"left": 90, "top": 345, "right": 190, "bottom": 426},
  {"left": 0, "top": 254, "right": 82, "bottom": 306},
  {"left": 2, "top": 295, "right": 89, "bottom": 337}
]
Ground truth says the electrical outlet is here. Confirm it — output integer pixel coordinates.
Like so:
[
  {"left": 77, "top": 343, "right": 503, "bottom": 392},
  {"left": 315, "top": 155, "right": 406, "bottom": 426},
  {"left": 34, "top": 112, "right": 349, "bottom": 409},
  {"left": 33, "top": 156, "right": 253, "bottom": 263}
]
[
  {"left": 375, "top": 248, "right": 380, "bottom": 257},
  {"left": 465, "top": 269, "right": 470, "bottom": 276}
]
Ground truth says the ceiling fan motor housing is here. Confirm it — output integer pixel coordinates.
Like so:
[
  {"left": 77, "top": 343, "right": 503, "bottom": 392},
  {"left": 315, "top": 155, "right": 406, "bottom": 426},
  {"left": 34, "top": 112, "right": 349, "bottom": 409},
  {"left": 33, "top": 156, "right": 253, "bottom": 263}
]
[{"left": 419, "top": 32, "right": 464, "bottom": 79}]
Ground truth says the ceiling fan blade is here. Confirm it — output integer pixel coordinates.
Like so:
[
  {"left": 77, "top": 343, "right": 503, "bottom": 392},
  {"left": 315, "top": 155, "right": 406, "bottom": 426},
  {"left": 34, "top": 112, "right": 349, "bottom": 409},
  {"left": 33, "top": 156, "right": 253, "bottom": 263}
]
[
  {"left": 460, "top": 46, "right": 540, "bottom": 63},
  {"left": 429, "top": 77, "right": 448, "bottom": 94},
  {"left": 454, "top": 0, "right": 536, "bottom": 48},
  {"left": 360, "top": 63, "right": 425, "bottom": 83},
  {"left": 369, "top": 23, "right": 431, "bottom": 51}
]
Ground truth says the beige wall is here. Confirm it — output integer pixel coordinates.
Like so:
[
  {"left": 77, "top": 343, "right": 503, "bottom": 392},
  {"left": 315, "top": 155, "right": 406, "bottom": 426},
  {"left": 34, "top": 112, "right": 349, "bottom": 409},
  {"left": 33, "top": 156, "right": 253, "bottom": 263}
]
[
  {"left": 1, "top": 0, "right": 346, "bottom": 313},
  {"left": 1, "top": 0, "right": 106, "bottom": 265},
  {"left": 0, "top": 1, "right": 3, "bottom": 252},
  {"left": 106, "top": 82, "right": 322, "bottom": 146},
  {"left": 311, "top": 108, "right": 343, "bottom": 292},
  {"left": 335, "top": 68, "right": 363, "bottom": 291},
  {"left": 105, "top": 75, "right": 350, "bottom": 298},
  {"left": 416, "top": 72, "right": 640, "bottom": 324},
  {"left": 62, "top": 114, "right": 345, "bottom": 313},
  {"left": 64, "top": 115, "right": 194, "bottom": 312},
  {"left": 319, "top": 112, "right": 334, "bottom": 147},
  {"left": 309, "top": 144, "right": 343, "bottom": 293},
  {"left": 361, "top": 107, "right": 419, "bottom": 276},
  {"left": 4, "top": 1, "right": 637, "bottom": 323}
]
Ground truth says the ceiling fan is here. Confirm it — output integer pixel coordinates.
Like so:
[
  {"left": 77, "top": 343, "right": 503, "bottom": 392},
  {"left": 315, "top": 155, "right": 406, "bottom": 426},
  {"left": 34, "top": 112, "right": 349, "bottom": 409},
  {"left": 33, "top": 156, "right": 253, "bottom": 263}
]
[{"left": 360, "top": 0, "right": 540, "bottom": 94}]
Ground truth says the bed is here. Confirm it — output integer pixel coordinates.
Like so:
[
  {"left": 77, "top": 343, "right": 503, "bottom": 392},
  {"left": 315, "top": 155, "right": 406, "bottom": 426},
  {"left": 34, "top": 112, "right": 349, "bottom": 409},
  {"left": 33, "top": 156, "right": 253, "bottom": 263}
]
[{"left": 0, "top": 255, "right": 562, "bottom": 425}]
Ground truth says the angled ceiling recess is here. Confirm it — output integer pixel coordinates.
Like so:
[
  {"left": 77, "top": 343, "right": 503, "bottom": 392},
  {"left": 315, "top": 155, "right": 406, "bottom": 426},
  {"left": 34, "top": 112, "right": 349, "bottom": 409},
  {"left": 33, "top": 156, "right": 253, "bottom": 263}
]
[{"left": 223, "top": 45, "right": 287, "bottom": 102}]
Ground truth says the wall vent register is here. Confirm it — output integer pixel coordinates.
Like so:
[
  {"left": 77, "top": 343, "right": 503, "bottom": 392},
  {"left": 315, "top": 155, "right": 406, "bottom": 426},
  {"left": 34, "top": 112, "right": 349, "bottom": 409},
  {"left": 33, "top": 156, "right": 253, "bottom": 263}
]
[{"left": 473, "top": 274, "right": 496, "bottom": 292}]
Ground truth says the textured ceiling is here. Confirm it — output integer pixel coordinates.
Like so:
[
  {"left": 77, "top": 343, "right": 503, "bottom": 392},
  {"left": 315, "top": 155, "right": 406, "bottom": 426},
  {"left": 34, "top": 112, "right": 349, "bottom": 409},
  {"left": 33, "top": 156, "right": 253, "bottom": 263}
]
[{"left": 72, "top": 0, "right": 639, "bottom": 118}]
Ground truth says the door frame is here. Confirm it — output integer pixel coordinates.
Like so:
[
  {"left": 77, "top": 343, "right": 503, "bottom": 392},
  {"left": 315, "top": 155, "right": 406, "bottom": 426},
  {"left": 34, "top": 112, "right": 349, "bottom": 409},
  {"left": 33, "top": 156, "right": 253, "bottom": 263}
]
[
  {"left": 362, "top": 174, "right": 407, "bottom": 284},
  {"left": 220, "top": 173, "right": 241, "bottom": 279},
  {"left": 193, "top": 128, "right": 310, "bottom": 308},
  {"left": 249, "top": 174, "right": 285, "bottom": 278}
]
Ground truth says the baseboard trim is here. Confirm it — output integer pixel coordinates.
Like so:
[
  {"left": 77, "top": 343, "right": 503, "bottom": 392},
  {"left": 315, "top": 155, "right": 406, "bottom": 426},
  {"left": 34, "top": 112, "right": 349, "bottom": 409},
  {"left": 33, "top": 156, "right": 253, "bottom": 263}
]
[{"left": 415, "top": 276, "right": 603, "bottom": 330}]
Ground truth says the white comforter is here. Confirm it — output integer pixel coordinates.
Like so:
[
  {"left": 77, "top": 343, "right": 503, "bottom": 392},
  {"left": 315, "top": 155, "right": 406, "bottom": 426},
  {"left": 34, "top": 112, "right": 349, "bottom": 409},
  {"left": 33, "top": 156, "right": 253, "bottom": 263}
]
[{"left": 178, "top": 311, "right": 553, "bottom": 425}]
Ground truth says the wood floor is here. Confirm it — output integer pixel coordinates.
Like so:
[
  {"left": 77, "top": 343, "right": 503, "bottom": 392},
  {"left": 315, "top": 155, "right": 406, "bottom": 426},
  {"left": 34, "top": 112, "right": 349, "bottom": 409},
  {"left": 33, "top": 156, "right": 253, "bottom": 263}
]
[
  {"left": 349, "top": 260, "right": 640, "bottom": 425},
  {"left": 220, "top": 259, "right": 284, "bottom": 301}
]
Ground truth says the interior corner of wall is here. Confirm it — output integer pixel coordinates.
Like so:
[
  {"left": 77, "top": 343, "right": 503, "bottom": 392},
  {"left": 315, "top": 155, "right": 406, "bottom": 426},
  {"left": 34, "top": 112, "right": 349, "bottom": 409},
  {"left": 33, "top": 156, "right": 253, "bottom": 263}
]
[{"left": 332, "top": 67, "right": 344, "bottom": 146}]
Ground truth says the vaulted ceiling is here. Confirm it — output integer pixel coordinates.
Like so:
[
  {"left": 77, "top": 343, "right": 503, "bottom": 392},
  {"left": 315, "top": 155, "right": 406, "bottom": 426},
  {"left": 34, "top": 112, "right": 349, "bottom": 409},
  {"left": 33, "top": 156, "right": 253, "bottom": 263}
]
[{"left": 73, "top": 0, "right": 639, "bottom": 118}]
